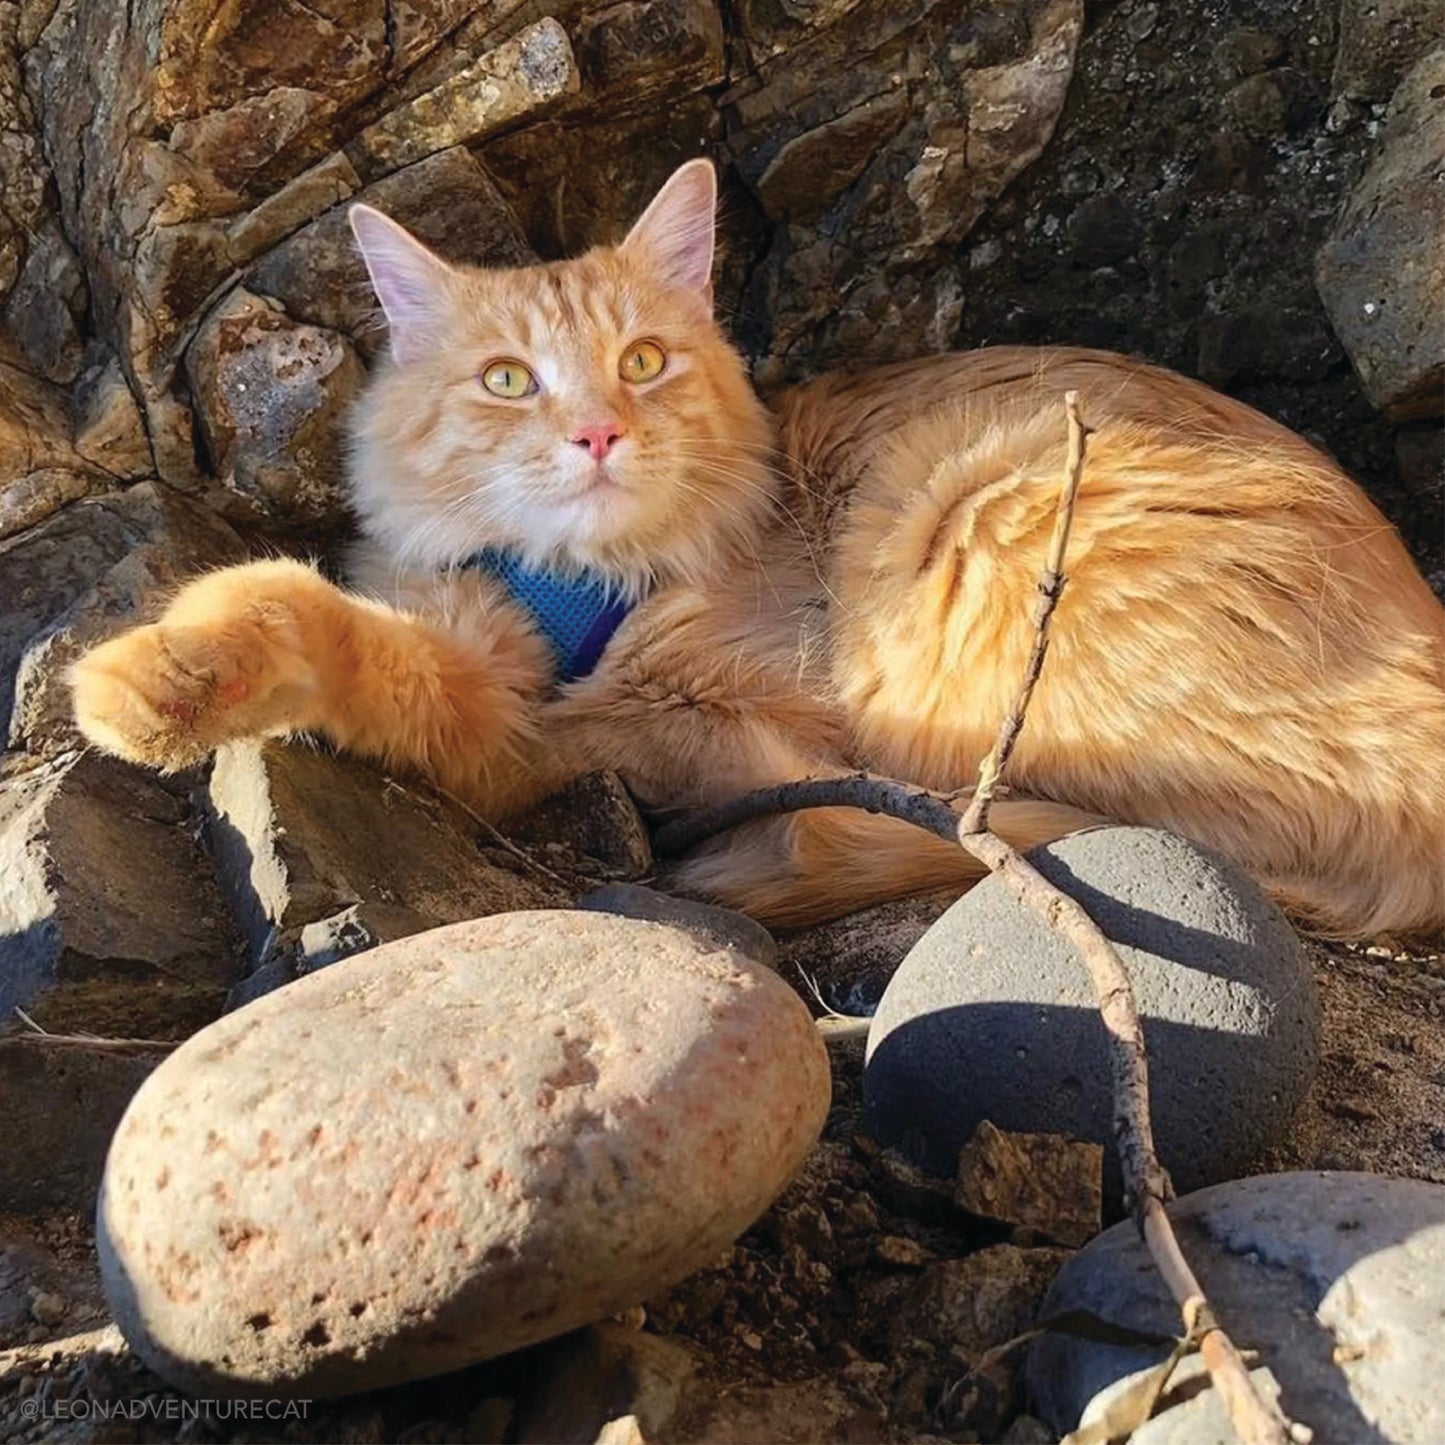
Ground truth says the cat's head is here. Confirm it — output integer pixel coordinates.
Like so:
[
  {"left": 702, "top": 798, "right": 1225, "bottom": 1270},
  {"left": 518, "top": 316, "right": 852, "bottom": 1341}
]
[{"left": 347, "top": 160, "right": 774, "bottom": 591}]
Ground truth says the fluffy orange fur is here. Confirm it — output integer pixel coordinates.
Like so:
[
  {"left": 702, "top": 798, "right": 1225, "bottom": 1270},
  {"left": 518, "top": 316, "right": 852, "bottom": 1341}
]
[{"left": 71, "top": 161, "right": 1445, "bottom": 939}]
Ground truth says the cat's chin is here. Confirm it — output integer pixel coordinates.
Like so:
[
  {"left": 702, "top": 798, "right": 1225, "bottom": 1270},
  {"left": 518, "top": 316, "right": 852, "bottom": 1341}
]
[{"left": 542, "top": 482, "right": 651, "bottom": 551}]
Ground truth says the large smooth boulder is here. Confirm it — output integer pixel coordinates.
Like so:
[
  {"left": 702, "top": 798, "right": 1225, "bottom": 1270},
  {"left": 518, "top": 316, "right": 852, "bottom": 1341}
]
[{"left": 98, "top": 911, "right": 831, "bottom": 1397}]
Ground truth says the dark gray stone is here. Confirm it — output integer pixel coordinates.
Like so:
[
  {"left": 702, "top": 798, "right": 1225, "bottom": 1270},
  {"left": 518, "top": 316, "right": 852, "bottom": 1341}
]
[
  {"left": 1066, "top": 192, "right": 1140, "bottom": 268},
  {"left": 864, "top": 828, "right": 1319, "bottom": 1195},
  {"left": 0, "top": 218, "right": 87, "bottom": 387},
  {"left": 1316, "top": 48, "right": 1445, "bottom": 420},
  {"left": 186, "top": 290, "right": 365, "bottom": 525},
  {"left": 1396, "top": 421, "right": 1443, "bottom": 502},
  {"left": 1333, "top": 0, "right": 1442, "bottom": 101},
  {"left": 1214, "top": 27, "right": 1286, "bottom": 82},
  {"left": 888, "top": 1244, "right": 1071, "bottom": 1438},
  {"left": 509, "top": 769, "right": 652, "bottom": 879},
  {"left": 0, "top": 482, "right": 247, "bottom": 754},
  {"left": 580, "top": 883, "right": 776, "bottom": 967},
  {"left": 574, "top": 0, "right": 725, "bottom": 103},
  {"left": 775, "top": 894, "right": 951, "bottom": 1017},
  {"left": 246, "top": 147, "right": 534, "bottom": 359},
  {"left": 223, "top": 958, "right": 298, "bottom": 1013},
  {"left": 71, "top": 354, "right": 153, "bottom": 481},
  {"left": 0, "top": 1035, "right": 169, "bottom": 1212},
  {"left": 1028, "top": 1171, "right": 1445, "bottom": 1443}
]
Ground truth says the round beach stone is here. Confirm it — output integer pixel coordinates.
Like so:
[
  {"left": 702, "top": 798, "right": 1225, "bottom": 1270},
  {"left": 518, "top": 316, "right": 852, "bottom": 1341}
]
[
  {"left": 98, "top": 911, "right": 830, "bottom": 1398},
  {"left": 864, "top": 828, "right": 1318, "bottom": 1193},
  {"left": 1028, "top": 1171, "right": 1445, "bottom": 1442}
]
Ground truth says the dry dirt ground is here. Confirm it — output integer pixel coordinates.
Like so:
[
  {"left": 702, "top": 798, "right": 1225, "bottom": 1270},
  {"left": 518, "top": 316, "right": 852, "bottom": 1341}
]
[{"left": 1, "top": 935, "right": 1441, "bottom": 1445}]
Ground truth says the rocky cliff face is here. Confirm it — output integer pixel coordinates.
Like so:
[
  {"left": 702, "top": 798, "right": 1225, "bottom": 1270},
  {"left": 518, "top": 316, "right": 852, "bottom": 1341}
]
[{"left": 0, "top": 0, "right": 1441, "bottom": 1068}]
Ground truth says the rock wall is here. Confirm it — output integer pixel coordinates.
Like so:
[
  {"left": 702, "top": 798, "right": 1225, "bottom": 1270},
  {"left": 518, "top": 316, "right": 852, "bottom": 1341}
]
[
  {"left": 0, "top": 0, "right": 1441, "bottom": 1054},
  {"left": 960, "top": 0, "right": 1443, "bottom": 566}
]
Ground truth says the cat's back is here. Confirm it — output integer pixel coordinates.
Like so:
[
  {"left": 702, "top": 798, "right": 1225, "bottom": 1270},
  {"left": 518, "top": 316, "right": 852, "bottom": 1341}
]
[
  {"left": 777, "top": 345, "right": 1345, "bottom": 490},
  {"left": 775, "top": 345, "right": 1441, "bottom": 637}
]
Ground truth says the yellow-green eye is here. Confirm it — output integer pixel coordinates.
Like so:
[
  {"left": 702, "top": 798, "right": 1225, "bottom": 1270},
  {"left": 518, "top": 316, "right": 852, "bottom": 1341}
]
[
  {"left": 481, "top": 360, "right": 536, "bottom": 398},
  {"left": 620, "top": 340, "right": 667, "bottom": 384}
]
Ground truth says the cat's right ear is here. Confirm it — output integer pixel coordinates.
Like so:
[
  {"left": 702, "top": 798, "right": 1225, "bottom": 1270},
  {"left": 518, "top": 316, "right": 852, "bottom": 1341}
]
[
  {"left": 621, "top": 158, "right": 717, "bottom": 309},
  {"left": 349, "top": 205, "right": 455, "bottom": 365}
]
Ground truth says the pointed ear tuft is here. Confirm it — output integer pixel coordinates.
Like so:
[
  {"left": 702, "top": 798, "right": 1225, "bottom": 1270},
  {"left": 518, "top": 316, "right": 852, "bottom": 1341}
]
[
  {"left": 621, "top": 159, "right": 717, "bottom": 301},
  {"left": 349, "top": 204, "right": 456, "bottom": 365}
]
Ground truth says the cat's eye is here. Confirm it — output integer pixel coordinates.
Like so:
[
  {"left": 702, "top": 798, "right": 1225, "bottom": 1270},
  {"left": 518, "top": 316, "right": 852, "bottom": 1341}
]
[
  {"left": 620, "top": 340, "right": 667, "bottom": 384},
  {"left": 481, "top": 360, "right": 537, "bottom": 398}
]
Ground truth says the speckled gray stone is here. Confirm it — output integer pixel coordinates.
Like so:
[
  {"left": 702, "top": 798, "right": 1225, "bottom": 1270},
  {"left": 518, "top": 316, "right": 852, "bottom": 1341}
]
[
  {"left": 1028, "top": 1171, "right": 1445, "bottom": 1442},
  {"left": 579, "top": 884, "right": 777, "bottom": 968},
  {"left": 98, "top": 911, "right": 828, "bottom": 1398},
  {"left": 864, "top": 828, "right": 1318, "bottom": 1193}
]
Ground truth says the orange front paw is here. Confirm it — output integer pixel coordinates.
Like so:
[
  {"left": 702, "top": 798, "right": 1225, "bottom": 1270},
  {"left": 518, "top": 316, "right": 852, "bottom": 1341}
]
[{"left": 70, "top": 562, "right": 328, "bottom": 770}]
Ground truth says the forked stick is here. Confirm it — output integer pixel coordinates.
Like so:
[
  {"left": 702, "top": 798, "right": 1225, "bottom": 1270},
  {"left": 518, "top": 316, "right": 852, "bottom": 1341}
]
[{"left": 656, "top": 393, "right": 1301, "bottom": 1445}]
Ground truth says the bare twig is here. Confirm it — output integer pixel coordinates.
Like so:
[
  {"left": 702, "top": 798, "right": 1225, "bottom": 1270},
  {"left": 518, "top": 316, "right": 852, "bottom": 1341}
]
[
  {"left": 958, "top": 390, "right": 1089, "bottom": 835},
  {"left": 653, "top": 772, "right": 959, "bottom": 859},
  {"left": 7, "top": 1011, "right": 177, "bottom": 1052},
  {"left": 796, "top": 966, "right": 874, "bottom": 1042},
  {"left": 813, "top": 1016, "right": 872, "bottom": 1042},
  {"left": 959, "top": 393, "right": 1294, "bottom": 1444},
  {"left": 592, "top": 1417, "right": 646, "bottom": 1445},
  {"left": 951, "top": 828, "right": 1174, "bottom": 1211},
  {"left": 655, "top": 394, "right": 1299, "bottom": 1445}
]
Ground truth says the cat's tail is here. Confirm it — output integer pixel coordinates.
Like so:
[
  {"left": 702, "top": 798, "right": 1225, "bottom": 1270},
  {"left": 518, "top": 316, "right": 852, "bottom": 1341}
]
[{"left": 671, "top": 795, "right": 1103, "bottom": 929}]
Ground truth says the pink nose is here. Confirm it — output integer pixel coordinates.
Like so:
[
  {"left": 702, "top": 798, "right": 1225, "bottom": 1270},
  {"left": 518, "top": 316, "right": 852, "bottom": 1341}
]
[{"left": 572, "top": 421, "right": 625, "bottom": 461}]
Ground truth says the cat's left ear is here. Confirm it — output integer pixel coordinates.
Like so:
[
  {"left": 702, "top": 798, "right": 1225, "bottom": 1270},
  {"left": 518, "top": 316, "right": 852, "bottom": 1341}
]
[
  {"left": 621, "top": 159, "right": 716, "bottom": 307},
  {"left": 349, "top": 204, "right": 457, "bottom": 365}
]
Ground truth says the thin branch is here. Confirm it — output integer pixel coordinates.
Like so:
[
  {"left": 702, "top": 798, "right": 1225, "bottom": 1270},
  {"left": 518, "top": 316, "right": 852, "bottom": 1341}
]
[
  {"left": 951, "top": 828, "right": 1173, "bottom": 1212},
  {"left": 6, "top": 1012, "right": 178, "bottom": 1052},
  {"left": 796, "top": 965, "right": 875, "bottom": 1043},
  {"left": 654, "top": 393, "right": 1301, "bottom": 1445},
  {"left": 653, "top": 772, "right": 960, "bottom": 859},
  {"left": 814, "top": 1016, "right": 872, "bottom": 1043},
  {"left": 958, "top": 390, "right": 1090, "bottom": 836}
]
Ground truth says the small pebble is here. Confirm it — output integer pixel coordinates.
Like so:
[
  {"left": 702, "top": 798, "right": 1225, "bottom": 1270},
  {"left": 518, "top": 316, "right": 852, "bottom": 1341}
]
[
  {"left": 873, "top": 1236, "right": 930, "bottom": 1269},
  {"left": 28, "top": 1291, "right": 67, "bottom": 1327}
]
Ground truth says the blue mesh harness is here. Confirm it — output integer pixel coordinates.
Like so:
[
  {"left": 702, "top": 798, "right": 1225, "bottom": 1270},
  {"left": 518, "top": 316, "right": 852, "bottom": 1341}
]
[{"left": 464, "top": 548, "right": 638, "bottom": 683}]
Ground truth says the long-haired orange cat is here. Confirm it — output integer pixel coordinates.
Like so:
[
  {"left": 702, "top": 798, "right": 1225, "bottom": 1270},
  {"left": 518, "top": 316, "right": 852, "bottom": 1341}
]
[{"left": 71, "top": 160, "right": 1445, "bottom": 938}]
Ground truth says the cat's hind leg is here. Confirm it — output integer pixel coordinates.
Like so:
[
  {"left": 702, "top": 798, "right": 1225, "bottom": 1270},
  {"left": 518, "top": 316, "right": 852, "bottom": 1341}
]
[{"left": 673, "top": 794, "right": 1102, "bottom": 928}]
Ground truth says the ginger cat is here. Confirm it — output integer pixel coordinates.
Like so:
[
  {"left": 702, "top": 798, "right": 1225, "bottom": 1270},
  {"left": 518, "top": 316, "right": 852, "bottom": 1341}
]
[{"left": 71, "top": 161, "right": 1445, "bottom": 938}]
